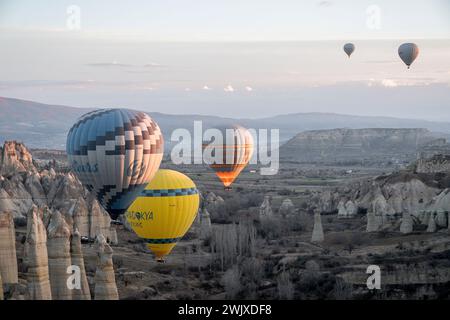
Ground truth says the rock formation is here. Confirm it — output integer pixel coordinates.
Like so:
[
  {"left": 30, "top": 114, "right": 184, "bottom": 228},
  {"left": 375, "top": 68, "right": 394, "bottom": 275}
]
[
  {"left": 400, "top": 209, "right": 413, "bottom": 234},
  {"left": 0, "top": 273, "right": 3, "bottom": 300},
  {"left": 204, "top": 192, "right": 225, "bottom": 214},
  {"left": 311, "top": 210, "right": 324, "bottom": 243},
  {"left": 0, "top": 141, "right": 34, "bottom": 174},
  {"left": 199, "top": 207, "right": 212, "bottom": 240},
  {"left": 345, "top": 200, "right": 357, "bottom": 217},
  {"left": 259, "top": 196, "right": 273, "bottom": 219},
  {"left": 24, "top": 172, "right": 47, "bottom": 206},
  {"left": 47, "top": 210, "right": 73, "bottom": 300},
  {"left": 416, "top": 154, "right": 450, "bottom": 173},
  {"left": 25, "top": 206, "right": 52, "bottom": 300},
  {"left": 109, "top": 226, "right": 118, "bottom": 245},
  {"left": 435, "top": 209, "right": 447, "bottom": 228},
  {"left": 94, "top": 234, "right": 119, "bottom": 300},
  {"left": 0, "top": 209, "right": 18, "bottom": 285},
  {"left": 337, "top": 200, "right": 347, "bottom": 218},
  {"left": 70, "top": 229, "right": 91, "bottom": 300},
  {"left": 279, "top": 198, "right": 295, "bottom": 216},
  {"left": 366, "top": 211, "right": 379, "bottom": 232},
  {"left": 426, "top": 212, "right": 437, "bottom": 233},
  {"left": 71, "top": 197, "right": 90, "bottom": 237},
  {"left": 89, "top": 197, "right": 111, "bottom": 240},
  {"left": 281, "top": 128, "right": 435, "bottom": 165}
]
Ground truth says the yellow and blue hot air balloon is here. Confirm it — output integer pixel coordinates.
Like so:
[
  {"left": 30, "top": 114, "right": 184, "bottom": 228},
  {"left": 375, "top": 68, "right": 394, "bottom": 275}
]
[
  {"left": 126, "top": 169, "right": 200, "bottom": 262},
  {"left": 66, "top": 109, "right": 164, "bottom": 220}
]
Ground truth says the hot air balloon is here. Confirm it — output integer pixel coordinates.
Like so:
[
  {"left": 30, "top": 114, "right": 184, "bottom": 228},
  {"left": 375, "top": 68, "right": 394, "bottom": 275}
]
[
  {"left": 66, "top": 109, "right": 164, "bottom": 220},
  {"left": 343, "top": 43, "right": 355, "bottom": 58},
  {"left": 203, "top": 125, "right": 254, "bottom": 189},
  {"left": 398, "top": 43, "right": 419, "bottom": 69},
  {"left": 126, "top": 169, "right": 200, "bottom": 262}
]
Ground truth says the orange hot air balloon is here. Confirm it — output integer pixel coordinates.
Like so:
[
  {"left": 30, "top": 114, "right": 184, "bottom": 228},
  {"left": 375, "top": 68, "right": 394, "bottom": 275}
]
[{"left": 203, "top": 125, "right": 254, "bottom": 189}]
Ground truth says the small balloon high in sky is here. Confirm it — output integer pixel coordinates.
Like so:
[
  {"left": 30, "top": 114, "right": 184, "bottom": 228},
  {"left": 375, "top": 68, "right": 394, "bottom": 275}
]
[
  {"left": 343, "top": 43, "right": 355, "bottom": 58},
  {"left": 398, "top": 43, "right": 420, "bottom": 69}
]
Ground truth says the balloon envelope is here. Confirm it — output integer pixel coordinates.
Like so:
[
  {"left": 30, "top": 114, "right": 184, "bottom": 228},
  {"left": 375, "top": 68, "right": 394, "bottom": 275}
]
[
  {"left": 203, "top": 126, "right": 254, "bottom": 188},
  {"left": 66, "top": 109, "right": 164, "bottom": 219},
  {"left": 398, "top": 43, "right": 419, "bottom": 68},
  {"left": 126, "top": 169, "right": 200, "bottom": 260},
  {"left": 343, "top": 43, "right": 355, "bottom": 57}
]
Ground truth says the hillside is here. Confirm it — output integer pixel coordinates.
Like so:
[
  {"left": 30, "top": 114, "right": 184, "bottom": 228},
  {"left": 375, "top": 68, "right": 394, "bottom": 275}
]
[
  {"left": 280, "top": 128, "right": 441, "bottom": 165},
  {"left": 2, "top": 96, "right": 450, "bottom": 150}
]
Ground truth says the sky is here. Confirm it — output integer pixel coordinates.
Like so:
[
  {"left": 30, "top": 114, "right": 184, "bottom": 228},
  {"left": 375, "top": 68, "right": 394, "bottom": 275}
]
[{"left": 0, "top": 0, "right": 449, "bottom": 120}]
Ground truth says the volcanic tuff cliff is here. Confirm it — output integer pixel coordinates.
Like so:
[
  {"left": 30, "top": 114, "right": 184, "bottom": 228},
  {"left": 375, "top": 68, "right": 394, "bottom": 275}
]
[
  {"left": 0, "top": 141, "right": 119, "bottom": 300},
  {"left": 281, "top": 128, "right": 439, "bottom": 165}
]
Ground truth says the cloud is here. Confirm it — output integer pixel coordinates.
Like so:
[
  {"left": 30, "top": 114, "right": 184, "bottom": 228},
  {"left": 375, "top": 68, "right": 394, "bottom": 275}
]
[
  {"left": 203, "top": 85, "right": 212, "bottom": 90},
  {"left": 86, "top": 61, "right": 133, "bottom": 68},
  {"left": 245, "top": 86, "right": 253, "bottom": 92},
  {"left": 364, "top": 60, "right": 397, "bottom": 64},
  {"left": 381, "top": 79, "right": 398, "bottom": 88},
  {"left": 317, "top": 1, "right": 333, "bottom": 7},
  {"left": 143, "top": 62, "right": 164, "bottom": 68},
  {"left": 224, "top": 85, "right": 234, "bottom": 92}
]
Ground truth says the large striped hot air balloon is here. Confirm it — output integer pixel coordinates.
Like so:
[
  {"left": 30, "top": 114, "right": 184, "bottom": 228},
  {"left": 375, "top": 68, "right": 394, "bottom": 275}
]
[
  {"left": 203, "top": 125, "right": 254, "bottom": 189},
  {"left": 125, "top": 169, "right": 200, "bottom": 262},
  {"left": 66, "top": 109, "right": 164, "bottom": 219}
]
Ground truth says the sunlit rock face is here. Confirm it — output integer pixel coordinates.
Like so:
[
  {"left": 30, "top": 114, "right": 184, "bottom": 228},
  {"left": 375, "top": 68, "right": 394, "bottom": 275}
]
[
  {"left": 0, "top": 210, "right": 18, "bottom": 284},
  {"left": 94, "top": 235, "right": 119, "bottom": 300},
  {"left": 47, "top": 211, "right": 72, "bottom": 300},
  {"left": 70, "top": 229, "right": 91, "bottom": 300},
  {"left": 0, "top": 141, "right": 35, "bottom": 175},
  {"left": 25, "top": 206, "right": 52, "bottom": 300}
]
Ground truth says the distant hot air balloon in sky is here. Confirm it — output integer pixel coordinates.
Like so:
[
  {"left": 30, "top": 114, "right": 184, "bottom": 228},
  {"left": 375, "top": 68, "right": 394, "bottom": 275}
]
[
  {"left": 398, "top": 43, "right": 419, "bottom": 69},
  {"left": 126, "top": 169, "right": 200, "bottom": 262},
  {"left": 67, "top": 109, "right": 164, "bottom": 220},
  {"left": 203, "top": 125, "right": 254, "bottom": 189},
  {"left": 343, "top": 43, "right": 355, "bottom": 58}
]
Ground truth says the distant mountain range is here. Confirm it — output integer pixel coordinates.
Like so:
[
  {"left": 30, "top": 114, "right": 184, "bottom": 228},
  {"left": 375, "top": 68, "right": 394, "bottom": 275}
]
[{"left": 1, "top": 96, "right": 450, "bottom": 150}]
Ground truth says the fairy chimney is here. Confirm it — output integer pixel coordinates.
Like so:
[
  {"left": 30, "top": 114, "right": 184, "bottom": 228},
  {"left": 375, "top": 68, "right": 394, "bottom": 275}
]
[
  {"left": 400, "top": 208, "right": 413, "bottom": 234},
  {"left": 426, "top": 212, "right": 437, "bottom": 233},
  {"left": 94, "top": 234, "right": 119, "bottom": 300},
  {"left": 366, "top": 211, "right": 379, "bottom": 232},
  {"left": 311, "top": 210, "right": 324, "bottom": 243},
  {"left": 70, "top": 229, "right": 91, "bottom": 300},
  {"left": 199, "top": 207, "right": 212, "bottom": 240},
  {"left": 47, "top": 210, "right": 72, "bottom": 300},
  {"left": 25, "top": 206, "right": 52, "bottom": 300},
  {"left": 0, "top": 208, "right": 19, "bottom": 284},
  {"left": 259, "top": 196, "right": 273, "bottom": 219}
]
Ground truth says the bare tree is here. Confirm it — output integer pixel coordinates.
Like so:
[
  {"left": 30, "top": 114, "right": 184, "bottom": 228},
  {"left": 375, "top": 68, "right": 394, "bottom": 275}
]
[{"left": 222, "top": 265, "right": 241, "bottom": 299}]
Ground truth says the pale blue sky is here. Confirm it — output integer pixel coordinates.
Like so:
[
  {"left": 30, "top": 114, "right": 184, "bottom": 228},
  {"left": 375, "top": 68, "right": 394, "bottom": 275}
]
[
  {"left": 1, "top": 0, "right": 449, "bottom": 40},
  {"left": 0, "top": 1, "right": 449, "bottom": 120}
]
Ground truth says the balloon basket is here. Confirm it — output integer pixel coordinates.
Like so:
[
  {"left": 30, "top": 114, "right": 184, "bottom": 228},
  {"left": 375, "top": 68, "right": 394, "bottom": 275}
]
[
  {"left": 156, "top": 258, "right": 166, "bottom": 263},
  {"left": 224, "top": 186, "right": 232, "bottom": 191}
]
